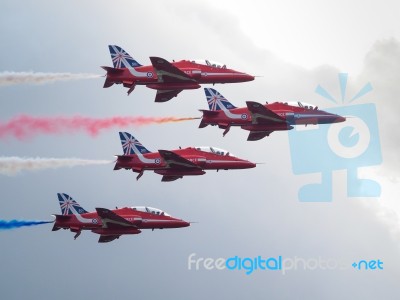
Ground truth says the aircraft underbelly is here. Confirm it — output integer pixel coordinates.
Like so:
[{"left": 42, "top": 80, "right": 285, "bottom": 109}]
[
  {"left": 154, "top": 169, "right": 206, "bottom": 176},
  {"left": 146, "top": 83, "right": 201, "bottom": 90},
  {"left": 92, "top": 228, "right": 141, "bottom": 235}
]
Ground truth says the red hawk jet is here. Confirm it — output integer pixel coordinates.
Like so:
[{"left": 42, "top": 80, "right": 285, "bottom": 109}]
[
  {"left": 52, "top": 193, "right": 190, "bottom": 243},
  {"left": 102, "top": 45, "right": 254, "bottom": 102},
  {"left": 199, "top": 88, "right": 346, "bottom": 141},
  {"left": 114, "top": 132, "right": 256, "bottom": 182}
]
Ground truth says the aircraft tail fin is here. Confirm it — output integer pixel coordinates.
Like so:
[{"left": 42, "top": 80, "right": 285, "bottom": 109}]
[
  {"left": 204, "top": 88, "right": 237, "bottom": 111},
  {"left": 52, "top": 221, "right": 61, "bottom": 231},
  {"left": 101, "top": 66, "right": 125, "bottom": 88},
  {"left": 108, "top": 45, "right": 142, "bottom": 68},
  {"left": 101, "top": 66, "right": 124, "bottom": 74},
  {"left": 113, "top": 155, "right": 132, "bottom": 171},
  {"left": 199, "top": 118, "right": 208, "bottom": 128},
  {"left": 119, "top": 132, "right": 151, "bottom": 155},
  {"left": 57, "top": 193, "right": 88, "bottom": 215},
  {"left": 198, "top": 109, "right": 218, "bottom": 128},
  {"left": 103, "top": 78, "right": 114, "bottom": 88},
  {"left": 200, "top": 109, "right": 219, "bottom": 116},
  {"left": 51, "top": 214, "right": 71, "bottom": 231}
]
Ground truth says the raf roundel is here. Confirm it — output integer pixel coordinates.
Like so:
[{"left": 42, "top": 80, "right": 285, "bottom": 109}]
[
  {"left": 241, "top": 113, "right": 248, "bottom": 120},
  {"left": 92, "top": 219, "right": 98, "bottom": 224},
  {"left": 147, "top": 72, "right": 153, "bottom": 78},
  {"left": 155, "top": 158, "right": 161, "bottom": 164}
]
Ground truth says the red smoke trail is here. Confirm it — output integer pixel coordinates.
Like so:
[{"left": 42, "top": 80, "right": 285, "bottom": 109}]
[{"left": 0, "top": 115, "right": 199, "bottom": 140}]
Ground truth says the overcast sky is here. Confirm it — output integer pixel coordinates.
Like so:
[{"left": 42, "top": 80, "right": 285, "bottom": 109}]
[{"left": 1, "top": 1, "right": 400, "bottom": 299}]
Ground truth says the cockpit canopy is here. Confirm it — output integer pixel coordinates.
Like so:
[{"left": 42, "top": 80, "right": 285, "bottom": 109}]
[
  {"left": 286, "top": 101, "right": 318, "bottom": 110},
  {"left": 131, "top": 206, "right": 170, "bottom": 216},
  {"left": 195, "top": 146, "right": 234, "bottom": 157},
  {"left": 190, "top": 59, "right": 226, "bottom": 69}
]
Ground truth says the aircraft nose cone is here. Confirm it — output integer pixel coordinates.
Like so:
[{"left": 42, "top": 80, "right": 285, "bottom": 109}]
[
  {"left": 245, "top": 74, "right": 255, "bottom": 82},
  {"left": 173, "top": 219, "right": 190, "bottom": 228},
  {"left": 336, "top": 115, "right": 346, "bottom": 123},
  {"left": 328, "top": 114, "right": 346, "bottom": 123},
  {"left": 245, "top": 161, "right": 257, "bottom": 169},
  {"left": 181, "top": 220, "right": 190, "bottom": 227},
  {"left": 318, "top": 112, "right": 346, "bottom": 124}
]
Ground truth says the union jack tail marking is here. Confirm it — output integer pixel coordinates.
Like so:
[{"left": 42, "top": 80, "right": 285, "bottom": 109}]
[
  {"left": 57, "top": 193, "right": 88, "bottom": 215},
  {"left": 119, "top": 132, "right": 151, "bottom": 155},
  {"left": 204, "top": 88, "right": 237, "bottom": 111},
  {"left": 108, "top": 45, "right": 142, "bottom": 69}
]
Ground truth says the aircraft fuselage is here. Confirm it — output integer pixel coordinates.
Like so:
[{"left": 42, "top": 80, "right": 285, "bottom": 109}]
[
  {"left": 201, "top": 102, "right": 345, "bottom": 133},
  {"left": 114, "top": 147, "right": 256, "bottom": 180},
  {"left": 103, "top": 59, "right": 254, "bottom": 88}
]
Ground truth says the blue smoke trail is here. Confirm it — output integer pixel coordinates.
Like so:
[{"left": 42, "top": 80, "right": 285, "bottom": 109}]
[{"left": 0, "top": 219, "right": 53, "bottom": 230}]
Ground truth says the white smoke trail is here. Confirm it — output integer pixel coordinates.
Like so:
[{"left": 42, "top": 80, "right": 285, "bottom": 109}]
[
  {"left": 0, "top": 71, "right": 101, "bottom": 86},
  {"left": 0, "top": 157, "right": 111, "bottom": 175}
]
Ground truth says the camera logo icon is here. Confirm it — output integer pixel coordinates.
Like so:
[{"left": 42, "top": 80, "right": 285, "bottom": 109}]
[{"left": 288, "top": 73, "right": 382, "bottom": 202}]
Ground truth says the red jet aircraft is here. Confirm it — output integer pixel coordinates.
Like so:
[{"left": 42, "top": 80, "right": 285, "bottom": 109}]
[
  {"left": 199, "top": 88, "right": 346, "bottom": 141},
  {"left": 102, "top": 45, "right": 254, "bottom": 102},
  {"left": 114, "top": 132, "right": 256, "bottom": 182},
  {"left": 52, "top": 193, "right": 190, "bottom": 243}
]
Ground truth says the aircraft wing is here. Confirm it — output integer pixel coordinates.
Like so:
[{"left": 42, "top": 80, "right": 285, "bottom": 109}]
[
  {"left": 155, "top": 89, "right": 183, "bottom": 102},
  {"left": 96, "top": 207, "right": 136, "bottom": 229},
  {"left": 247, "top": 131, "right": 273, "bottom": 141},
  {"left": 158, "top": 150, "right": 200, "bottom": 169},
  {"left": 98, "top": 235, "right": 121, "bottom": 243},
  {"left": 246, "top": 101, "right": 287, "bottom": 124},
  {"left": 150, "top": 57, "right": 195, "bottom": 83},
  {"left": 161, "top": 175, "right": 182, "bottom": 182}
]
